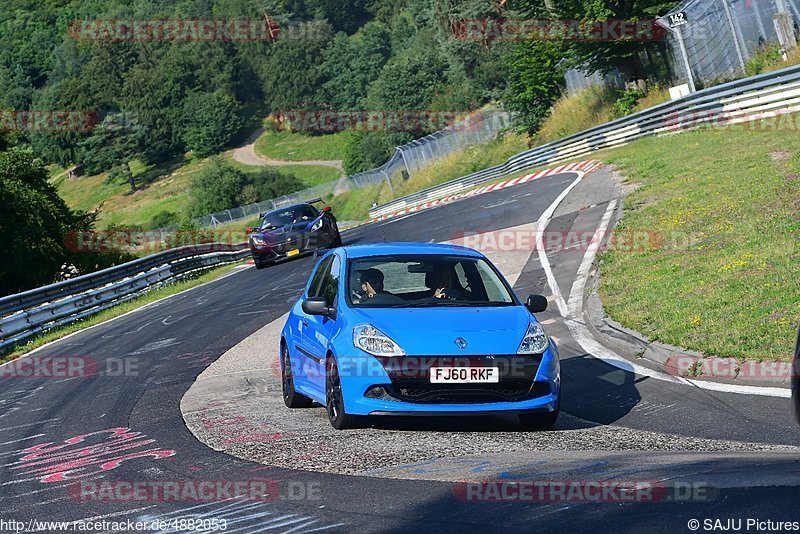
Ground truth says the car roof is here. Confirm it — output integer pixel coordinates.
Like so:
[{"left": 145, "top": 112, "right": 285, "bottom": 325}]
[
  {"left": 341, "top": 242, "right": 483, "bottom": 259},
  {"left": 263, "top": 203, "right": 316, "bottom": 216}
]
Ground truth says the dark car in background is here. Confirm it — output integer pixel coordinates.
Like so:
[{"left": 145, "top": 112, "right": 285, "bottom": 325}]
[{"left": 247, "top": 200, "right": 343, "bottom": 270}]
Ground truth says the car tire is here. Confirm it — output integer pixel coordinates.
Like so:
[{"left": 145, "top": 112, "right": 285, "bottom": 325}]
[
  {"left": 282, "top": 344, "right": 313, "bottom": 409},
  {"left": 254, "top": 259, "right": 272, "bottom": 270},
  {"left": 332, "top": 227, "right": 343, "bottom": 247},
  {"left": 518, "top": 410, "right": 559, "bottom": 430},
  {"left": 325, "top": 355, "right": 364, "bottom": 430}
]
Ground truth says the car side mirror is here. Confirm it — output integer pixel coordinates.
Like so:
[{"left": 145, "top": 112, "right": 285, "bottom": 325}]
[
  {"left": 525, "top": 294, "right": 548, "bottom": 313},
  {"left": 245, "top": 228, "right": 256, "bottom": 235},
  {"left": 302, "top": 297, "right": 334, "bottom": 318}
]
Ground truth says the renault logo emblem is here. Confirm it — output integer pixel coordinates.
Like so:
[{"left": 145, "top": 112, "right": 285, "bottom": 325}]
[{"left": 454, "top": 337, "right": 468, "bottom": 349}]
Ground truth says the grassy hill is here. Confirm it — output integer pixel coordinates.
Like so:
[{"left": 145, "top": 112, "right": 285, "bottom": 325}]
[{"left": 54, "top": 133, "right": 345, "bottom": 229}]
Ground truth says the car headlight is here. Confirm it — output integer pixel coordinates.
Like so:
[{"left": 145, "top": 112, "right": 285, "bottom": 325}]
[
  {"left": 251, "top": 235, "right": 266, "bottom": 246},
  {"left": 353, "top": 324, "right": 405, "bottom": 357},
  {"left": 311, "top": 219, "right": 323, "bottom": 231},
  {"left": 517, "top": 322, "right": 549, "bottom": 354}
]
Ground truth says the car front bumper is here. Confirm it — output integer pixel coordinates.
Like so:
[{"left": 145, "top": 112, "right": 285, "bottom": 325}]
[
  {"left": 251, "top": 231, "right": 321, "bottom": 261},
  {"left": 337, "top": 342, "right": 561, "bottom": 416}
]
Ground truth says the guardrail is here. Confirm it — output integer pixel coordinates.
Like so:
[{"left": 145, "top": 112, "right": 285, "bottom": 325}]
[
  {"left": 369, "top": 63, "right": 800, "bottom": 218},
  {"left": 0, "top": 243, "right": 249, "bottom": 352}
]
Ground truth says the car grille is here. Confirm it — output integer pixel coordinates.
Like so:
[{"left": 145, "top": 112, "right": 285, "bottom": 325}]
[
  {"left": 366, "top": 354, "right": 546, "bottom": 404},
  {"left": 367, "top": 381, "right": 550, "bottom": 404}
]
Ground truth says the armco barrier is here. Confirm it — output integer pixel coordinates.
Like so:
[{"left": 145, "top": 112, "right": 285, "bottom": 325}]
[
  {"left": 0, "top": 243, "right": 249, "bottom": 351},
  {"left": 369, "top": 63, "right": 800, "bottom": 219}
]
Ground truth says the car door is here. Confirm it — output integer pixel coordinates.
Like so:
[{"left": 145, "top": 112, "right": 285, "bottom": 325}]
[
  {"left": 302, "top": 254, "right": 342, "bottom": 397},
  {"left": 292, "top": 255, "right": 332, "bottom": 392}
]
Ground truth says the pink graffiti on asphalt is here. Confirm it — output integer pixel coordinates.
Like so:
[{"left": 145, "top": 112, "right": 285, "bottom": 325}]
[{"left": 11, "top": 428, "right": 175, "bottom": 483}]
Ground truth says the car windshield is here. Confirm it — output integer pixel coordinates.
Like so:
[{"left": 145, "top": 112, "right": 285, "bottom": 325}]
[
  {"left": 348, "top": 255, "right": 515, "bottom": 308},
  {"left": 261, "top": 205, "right": 317, "bottom": 229}
]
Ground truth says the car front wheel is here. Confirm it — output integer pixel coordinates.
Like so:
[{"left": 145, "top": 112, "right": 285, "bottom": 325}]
[
  {"left": 282, "top": 344, "right": 312, "bottom": 408},
  {"left": 325, "top": 356, "right": 363, "bottom": 430}
]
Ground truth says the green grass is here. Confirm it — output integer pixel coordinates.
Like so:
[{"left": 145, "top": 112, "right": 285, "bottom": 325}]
[
  {"left": 274, "top": 164, "right": 342, "bottom": 187},
  {"left": 254, "top": 129, "right": 351, "bottom": 161},
  {"left": 598, "top": 129, "right": 800, "bottom": 362},
  {"left": 326, "top": 183, "right": 386, "bottom": 221},
  {"left": 0, "top": 261, "right": 245, "bottom": 363},
  {"left": 231, "top": 160, "right": 342, "bottom": 188}
]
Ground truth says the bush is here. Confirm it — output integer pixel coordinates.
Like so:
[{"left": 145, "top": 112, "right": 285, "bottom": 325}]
[
  {"left": 613, "top": 89, "right": 645, "bottom": 118},
  {"left": 148, "top": 210, "right": 180, "bottom": 229},
  {"left": 343, "top": 132, "right": 392, "bottom": 174},
  {"left": 745, "top": 45, "right": 783, "bottom": 76},
  {"left": 250, "top": 168, "right": 305, "bottom": 200},
  {"left": 189, "top": 159, "right": 307, "bottom": 218},
  {"left": 189, "top": 157, "right": 250, "bottom": 216}
]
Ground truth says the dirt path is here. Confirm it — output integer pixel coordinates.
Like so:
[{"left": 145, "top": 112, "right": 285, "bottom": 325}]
[{"left": 230, "top": 127, "right": 345, "bottom": 174}]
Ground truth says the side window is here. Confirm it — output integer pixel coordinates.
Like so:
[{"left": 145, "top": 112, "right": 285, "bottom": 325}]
[
  {"left": 319, "top": 255, "right": 341, "bottom": 306},
  {"left": 308, "top": 256, "right": 333, "bottom": 297}
]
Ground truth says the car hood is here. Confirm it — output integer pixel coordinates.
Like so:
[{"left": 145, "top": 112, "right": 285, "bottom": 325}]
[
  {"left": 347, "top": 305, "right": 533, "bottom": 356},
  {"left": 259, "top": 222, "right": 311, "bottom": 236}
]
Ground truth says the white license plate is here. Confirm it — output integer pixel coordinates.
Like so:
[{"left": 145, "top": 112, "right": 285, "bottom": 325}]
[{"left": 429, "top": 367, "right": 500, "bottom": 383}]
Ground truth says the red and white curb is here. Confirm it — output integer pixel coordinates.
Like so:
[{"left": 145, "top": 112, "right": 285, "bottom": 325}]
[{"left": 366, "top": 160, "right": 603, "bottom": 225}]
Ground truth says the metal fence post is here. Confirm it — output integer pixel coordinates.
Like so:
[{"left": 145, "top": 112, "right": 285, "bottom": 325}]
[
  {"left": 720, "top": 0, "right": 748, "bottom": 71},
  {"left": 381, "top": 169, "right": 394, "bottom": 197},
  {"left": 397, "top": 147, "right": 411, "bottom": 177}
]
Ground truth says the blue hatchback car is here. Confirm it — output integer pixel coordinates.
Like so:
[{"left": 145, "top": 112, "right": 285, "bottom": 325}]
[{"left": 280, "top": 243, "right": 560, "bottom": 430}]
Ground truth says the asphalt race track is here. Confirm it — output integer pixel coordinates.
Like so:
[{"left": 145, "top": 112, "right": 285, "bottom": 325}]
[{"left": 1, "top": 168, "right": 799, "bottom": 533}]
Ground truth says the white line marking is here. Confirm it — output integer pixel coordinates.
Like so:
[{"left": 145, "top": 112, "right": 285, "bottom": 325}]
[
  {"left": 0, "top": 434, "right": 44, "bottom": 447},
  {"left": 535, "top": 171, "right": 588, "bottom": 317},
  {"left": 0, "top": 418, "right": 61, "bottom": 432}
]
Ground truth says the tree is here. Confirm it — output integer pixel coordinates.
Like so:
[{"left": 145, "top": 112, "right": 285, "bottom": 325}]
[
  {"left": 321, "top": 21, "right": 393, "bottom": 110},
  {"left": 79, "top": 113, "right": 146, "bottom": 192},
  {"left": 180, "top": 92, "right": 243, "bottom": 158},
  {"left": 366, "top": 32, "right": 449, "bottom": 114},
  {"left": 511, "top": 0, "right": 678, "bottom": 81},
  {"left": 261, "top": 22, "right": 333, "bottom": 112},
  {"left": 0, "top": 148, "right": 81, "bottom": 295},
  {"left": 501, "top": 40, "right": 565, "bottom": 134},
  {"left": 307, "top": 0, "right": 372, "bottom": 33}
]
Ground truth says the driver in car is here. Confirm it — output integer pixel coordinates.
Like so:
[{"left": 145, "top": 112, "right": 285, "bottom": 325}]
[
  {"left": 353, "top": 268, "right": 385, "bottom": 303},
  {"left": 430, "top": 265, "right": 468, "bottom": 300}
]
